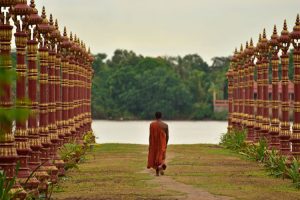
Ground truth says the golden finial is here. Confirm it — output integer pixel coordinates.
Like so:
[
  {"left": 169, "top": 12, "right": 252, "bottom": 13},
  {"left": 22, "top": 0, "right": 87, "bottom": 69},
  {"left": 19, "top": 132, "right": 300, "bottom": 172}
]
[
  {"left": 258, "top": 33, "right": 262, "bottom": 42},
  {"left": 63, "top": 27, "right": 67, "bottom": 37},
  {"left": 30, "top": 0, "right": 35, "bottom": 8},
  {"left": 70, "top": 32, "right": 73, "bottom": 41},
  {"left": 250, "top": 38, "right": 253, "bottom": 46},
  {"left": 74, "top": 34, "right": 77, "bottom": 42},
  {"left": 49, "top": 14, "right": 53, "bottom": 25},
  {"left": 273, "top": 25, "right": 277, "bottom": 35},
  {"left": 88, "top": 47, "right": 91, "bottom": 54},
  {"left": 55, "top": 19, "right": 59, "bottom": 29},
  {"left": 234, "top": 48, "right": 238, "bottom": 54},
  {"left": 41, "top": 6, "right": 46, "bottom": 18},
  {"left": 263, "top": 28, "right": 267, "bottom": 39},
  {"left": 245, "top": 41, "right": 249, "bottom": 49},
  {"left": 240, "top": 44, "right": 243, "bottom": 52},
  {"left": 283, "top": 19, "right": 288, "bottom": 31},
  {"left": 296, "top": 14, "right": 300, "bottom": 25}
]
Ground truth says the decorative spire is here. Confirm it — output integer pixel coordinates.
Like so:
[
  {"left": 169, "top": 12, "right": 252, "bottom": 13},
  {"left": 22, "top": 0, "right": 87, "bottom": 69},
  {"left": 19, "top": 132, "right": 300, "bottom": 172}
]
[
  {"left": 55, "top": 19, "right": 59, "bottom": 29},
  {"left": 283, "top": 19, "right": 288, "bottom": 31},
  {"left": 49, "top": 14, "right": 53, "bottom": 25},
  {"left": 250, "top": 38, "right": 253, "bottom": 46},
  {"left": 30, "top": 0, "right": 35, "bottom": 8},
  {"left": 70, "top": 32, "right": 73, "bottom": 41},
  {"left": 296, "top": 14, "right": 300, "bottom": 26},
  {"left": 273, "top": 25, "right": 277, "bottom": 35},
  {"left": 245, "top": 41, "right": 249, "bottom": 49},
  {"left": 263, "top": 28, "right": 267, "bottom": 39},
  {"left": 41, "top": 6, "right": 46, "bottom": 19},
  {"left": 63, "top": 27, "right": 67, "bottom": 37},
  {"left": 240, "top": 44, "right": 243, "bottom": 52}
]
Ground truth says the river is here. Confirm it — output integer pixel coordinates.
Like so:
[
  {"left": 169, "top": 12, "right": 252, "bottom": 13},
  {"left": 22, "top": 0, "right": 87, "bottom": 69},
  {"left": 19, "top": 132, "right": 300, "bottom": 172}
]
[{"left": 92, "top": 120, "right": 227, "bottom": 145}]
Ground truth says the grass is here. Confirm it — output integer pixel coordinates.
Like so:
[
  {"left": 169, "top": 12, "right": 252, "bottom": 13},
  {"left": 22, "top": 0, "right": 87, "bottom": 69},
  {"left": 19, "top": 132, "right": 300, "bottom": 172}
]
[
  {"left": 52, "top": 144, "right": 181, "bottom": 200},
  {"left": 53, "top": 144, "right": 300, "bottom": 200}
]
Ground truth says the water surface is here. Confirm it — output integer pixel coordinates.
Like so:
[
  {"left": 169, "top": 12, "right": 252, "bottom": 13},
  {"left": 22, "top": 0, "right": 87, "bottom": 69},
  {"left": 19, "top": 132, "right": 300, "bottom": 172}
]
[{"left": 92, "top": 120, "right": 227, "bottom": 145}]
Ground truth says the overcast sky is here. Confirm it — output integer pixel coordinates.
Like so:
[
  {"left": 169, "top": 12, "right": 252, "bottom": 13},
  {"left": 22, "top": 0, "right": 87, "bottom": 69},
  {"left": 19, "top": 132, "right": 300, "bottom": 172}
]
[{"left": 34, "top": 0, "right": 300, "bottom": 64}]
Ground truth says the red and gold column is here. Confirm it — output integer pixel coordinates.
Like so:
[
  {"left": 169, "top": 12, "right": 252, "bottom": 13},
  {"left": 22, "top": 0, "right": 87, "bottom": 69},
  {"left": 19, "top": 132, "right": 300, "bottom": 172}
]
[
  {"left": 0, "top": 0, "right": 18, "bottom": 189},
  {"left": 269, "top": 25, "right": 281, "bottom": 150},
  {"left": 260, "top": 30, "right": 270, "bottom": 143},
  {"left": 254, "top": 34, "right": 263, "bottom": 142},
  {"left": 27, "top": 0, "right": 49, "bottom": 190},
  {"left": 37, "top": 7, "right": 58, "bottom": 186},
  {"left": 227, "top": 55, "right": 234, "bottom": 132},
  {"left": 279, "top": 20, "right": 291, "bottom": 155},
  {"left": 61, "top": 27, "right": 71, "bottom": 143},
  {"left": 68, "top": 34, "right": 76, "bottom": 140},
  {"left": 87, "top": 48, "right": 94, "bottom": 132},
  {"left": 12, "top": 0, "right": 39, "bottom": 191},
  {"left": 51, "top": 19, "right": 65, "bottom": 176},
  {"left": 291, "top": 14, "right": 300, "bottom": 159},
  {"left": 231, "top": 49, "right": 238, "bottom": 130},
  {"left": 246, "top": 39, "right": 255, "bottom": 141}
]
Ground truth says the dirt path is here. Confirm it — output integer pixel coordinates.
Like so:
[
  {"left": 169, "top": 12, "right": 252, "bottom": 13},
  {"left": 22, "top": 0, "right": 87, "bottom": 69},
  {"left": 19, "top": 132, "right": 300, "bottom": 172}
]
[{"left": 141, "top": 153, "right": 232, "bottom": 200}]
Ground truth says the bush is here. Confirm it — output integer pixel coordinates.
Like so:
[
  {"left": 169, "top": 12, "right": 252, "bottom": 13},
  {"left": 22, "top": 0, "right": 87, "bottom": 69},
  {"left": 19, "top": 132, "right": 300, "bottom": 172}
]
[
  {"left": 83, "top": 131, "right": 96, "bottom": 145},
  {"left": 287, "top": 158, "right": 300, "bottom": 189},
  {"left": 0, "top": 163, "right": 20, "bottom": 200},
  {"left": 265, "top": 149, "right": 287, "bottom": 178},
  {"left": 220, "top": 130, "right": 300, "bottom": 189},
  {"left": 59, "top": 142, "right": 85, "bottom": 170},
  {"left": 220, "top": 129, "right": 247, "bottom": 151}
]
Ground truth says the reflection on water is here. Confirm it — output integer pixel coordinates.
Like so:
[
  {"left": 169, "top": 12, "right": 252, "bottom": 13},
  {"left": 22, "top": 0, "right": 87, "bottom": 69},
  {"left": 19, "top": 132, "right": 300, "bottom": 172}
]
[{"left": 92, "top": 120, "right": 227, "bottom": 145}]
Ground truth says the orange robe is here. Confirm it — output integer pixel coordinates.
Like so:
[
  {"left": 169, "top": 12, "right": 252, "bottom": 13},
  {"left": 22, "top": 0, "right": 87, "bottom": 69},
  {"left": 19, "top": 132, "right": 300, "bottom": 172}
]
[{"left": 147, "top": 121, "right": 167, "bottom": 169}]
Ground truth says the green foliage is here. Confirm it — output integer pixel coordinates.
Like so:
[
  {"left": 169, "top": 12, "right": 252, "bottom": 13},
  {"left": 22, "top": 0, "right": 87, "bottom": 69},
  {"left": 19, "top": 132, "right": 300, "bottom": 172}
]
[
  {"left": 220, "top": 129, "right": 247, "bottom": 151},
  {"left": 59, "top": 143, "right": 85, "bottom": 171},
  {"left": 265, "top": 149, "right": 287, "bottom": 178},
  {"left": 83, "top": 131, "right": 96, "bottom": 145},
  {"left": 220, "top": 130, "right": 300, "bottom": 189},
  {"left": 287, "top": 158, "right": 300, "bottom": 189},
  {"left": 0, "top": 163, "right": 20, "bottom": 200},
  {"left": 92, "top": 50, "right": 230, "bottom": 120}
]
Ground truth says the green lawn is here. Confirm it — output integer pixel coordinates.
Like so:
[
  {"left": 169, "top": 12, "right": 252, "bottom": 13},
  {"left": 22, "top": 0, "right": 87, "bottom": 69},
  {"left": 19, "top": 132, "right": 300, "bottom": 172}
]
[{"left": 53, "top": 144, "right": 300, "bottom": 200}]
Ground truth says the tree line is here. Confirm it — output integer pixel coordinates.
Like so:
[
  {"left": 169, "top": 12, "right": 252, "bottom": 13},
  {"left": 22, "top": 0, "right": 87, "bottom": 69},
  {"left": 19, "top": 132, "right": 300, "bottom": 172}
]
[{"left": 92, "top": 50, "right": 229, "bottom": 120}]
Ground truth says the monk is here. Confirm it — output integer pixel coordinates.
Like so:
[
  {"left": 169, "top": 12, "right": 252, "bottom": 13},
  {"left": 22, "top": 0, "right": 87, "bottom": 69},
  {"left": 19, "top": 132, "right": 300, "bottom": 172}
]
[{"left": 147, "top": 112, "right": 169, "bottom": 176}]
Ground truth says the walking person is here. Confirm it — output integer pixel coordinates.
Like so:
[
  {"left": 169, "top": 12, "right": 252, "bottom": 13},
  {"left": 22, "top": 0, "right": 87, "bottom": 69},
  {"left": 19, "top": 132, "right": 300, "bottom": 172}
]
[{"left": 147, "top": 112, "right": 169, "bottom": 176}]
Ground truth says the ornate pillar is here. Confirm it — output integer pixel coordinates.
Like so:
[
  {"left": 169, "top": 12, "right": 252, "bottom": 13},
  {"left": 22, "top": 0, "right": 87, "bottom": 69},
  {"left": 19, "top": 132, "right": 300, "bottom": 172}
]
[
  {"left": 291, "top": 14, "right": 300, "bottom": 159},
  {"left": 241, "top": 44, "right": 248, "bottom": 130},
  {"left": 51, "top": 19, "right": 65, "bottom": 176},
  {"left": 37, "top": 7, "right": 58, "bottom": 187},
  {"left": 27, "top": 0, "right": 49, "bottom": 190},
  {"left": 246, "top": 39, "right": 256, "bottom": 141},
  {"left": 237, "top": 45, "right": 243, "bottom": 130},
  {"left": 46, "top": 14, "right": 59, "bottom": 183},
  {"left": 68, "top": 34, "right": 76, "bottom": 140},
  {"left": 231, "top": 49, "right": 238, "bottom": 130},
  {"left": 12, "top": 0, "right": 39, "bottom": 191},
  {"left": 279, "top": 20, "right": 291, "bottom": 155},
  {"left": 244, "top": 42, "right": 250, "bottom": 135},
  {"left": 227, "top": 56, "right": 234, "bottom": 132},
  {"left": 260, "top": 29, "right": 270, "bottom": 143},
  {"left": 269, "top": 25, "right": 281, "bottom": 150},
  {"left": 254, "top": 34, "right": 263, "bottom": 142},
  {"left": 61, "top": 27, "right": 71, "bottom": 143},
  {"left": 87, "top": 48, "right": 94, "bottom": 132},
  {"left": 55, "top": 20, "right": 64, "bottom": 147}
]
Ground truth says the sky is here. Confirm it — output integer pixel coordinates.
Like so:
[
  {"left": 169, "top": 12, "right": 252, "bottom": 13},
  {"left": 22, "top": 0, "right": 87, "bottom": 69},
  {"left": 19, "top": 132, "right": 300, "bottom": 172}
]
[{"left": 34, "top": 0, "right": 300, "bottom": 64}]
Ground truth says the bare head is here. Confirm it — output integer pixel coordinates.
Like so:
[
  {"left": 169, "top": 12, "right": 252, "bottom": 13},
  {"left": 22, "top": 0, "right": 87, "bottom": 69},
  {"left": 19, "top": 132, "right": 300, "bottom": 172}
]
[{"left": 155, "top": 112, "right": 162, "bottom": 120}]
